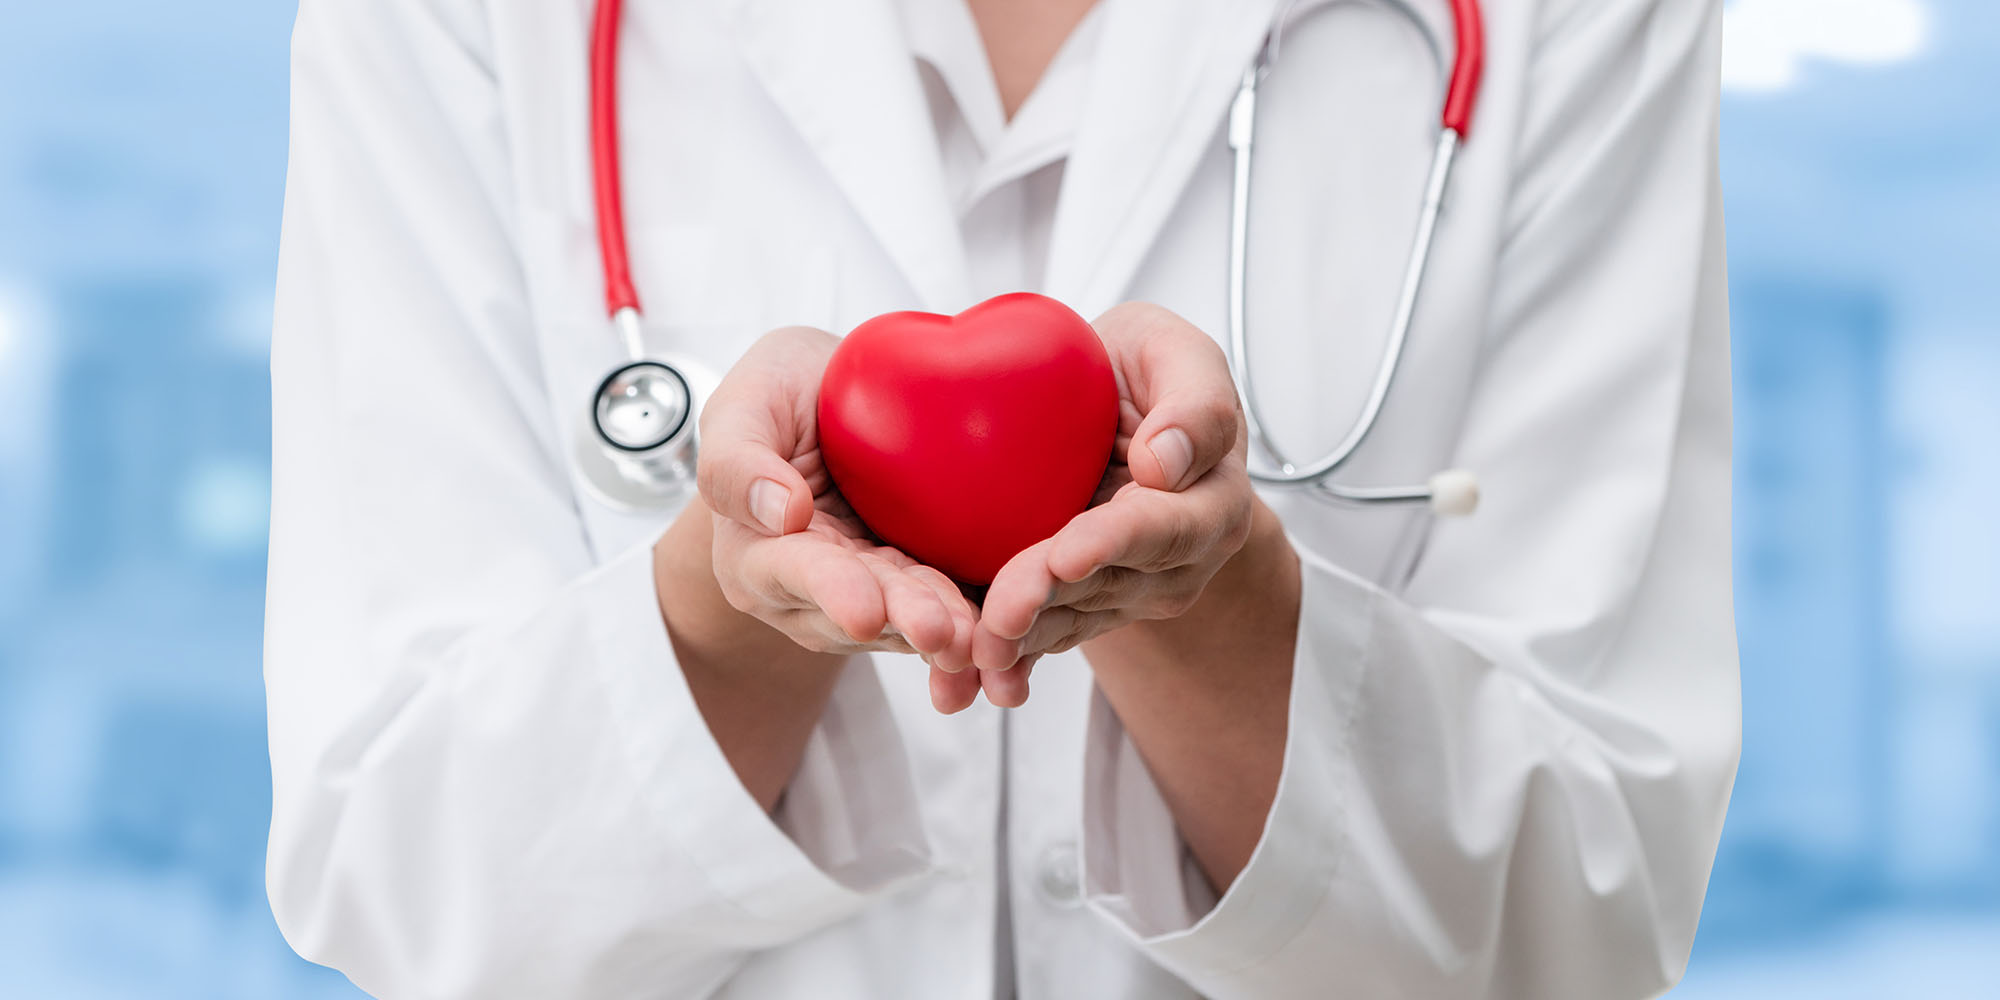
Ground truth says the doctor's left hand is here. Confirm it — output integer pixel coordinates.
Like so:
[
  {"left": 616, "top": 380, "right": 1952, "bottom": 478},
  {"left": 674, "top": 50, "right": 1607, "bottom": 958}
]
[
  {"left": 696, "top": 327, "right": 983, "bottom": 708},
  {"left": 972, "top": 303, "right": 1256, "bottom": 697}
]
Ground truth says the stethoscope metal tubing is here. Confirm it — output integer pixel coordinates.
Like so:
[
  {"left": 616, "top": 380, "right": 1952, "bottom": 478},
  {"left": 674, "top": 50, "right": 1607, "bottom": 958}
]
[
  {"left": 1231, "top": 128, "right": 1458, "bottom": 487},
  {"left": 1226, "top": 0, "right": 1482, "bottom": 515},
  {"left": 613, "top": 306, "right": 646, "bottom": 361}
]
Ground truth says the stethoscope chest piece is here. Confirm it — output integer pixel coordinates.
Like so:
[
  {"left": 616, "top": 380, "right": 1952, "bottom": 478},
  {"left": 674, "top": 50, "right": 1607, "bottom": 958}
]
[
  {"left": 574, "top": 352, "right": 717, "bottom": 513},
  {"left": 597, "top": 360, "right": 691, "bottom": 452}
]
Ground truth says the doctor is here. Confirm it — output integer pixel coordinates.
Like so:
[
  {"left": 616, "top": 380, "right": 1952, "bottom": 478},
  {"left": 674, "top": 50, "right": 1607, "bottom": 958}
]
[{"left": 264, "top": 0, "right": 1738, "bottom": 997}]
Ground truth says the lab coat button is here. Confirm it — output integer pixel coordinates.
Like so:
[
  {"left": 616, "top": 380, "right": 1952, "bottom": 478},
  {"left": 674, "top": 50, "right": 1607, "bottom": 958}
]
[{"left": 1036, "top": 841, "right": 1082, "bottom": 907}]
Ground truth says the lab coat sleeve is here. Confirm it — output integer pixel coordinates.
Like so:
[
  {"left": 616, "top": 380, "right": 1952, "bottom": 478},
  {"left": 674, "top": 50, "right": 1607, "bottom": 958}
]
[
  {"left": 1079, "top": 1, "right": 1739, "bottom": 997},
  {"left": 264, "top": 2, "right": 932, "bottom": 997}
]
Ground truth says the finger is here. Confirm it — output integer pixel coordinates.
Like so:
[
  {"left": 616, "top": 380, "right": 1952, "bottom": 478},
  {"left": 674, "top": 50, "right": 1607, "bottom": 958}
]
[
  {"left": 781, "top": 543, "right": 889, "bottom": 644},
  {"left": 715, "top": 515, "right": 816, "bottom": 611},
  {"left": 1044, "top": 485, "right": 1207, "bottom": 581},
  {"left": 861, "top": 553, "right": 955, "bottom": 655},
  {"left": 770, "top": 606, "right": 913, "bottom": 655},
  {"left": 1041, "top": 565, "right": 1144, "bottom": 614},
  {"left": 980, "top": 655, "right": 1038, "bottom": 709},
  {"left": 930, "top": 661, "right": 981, "bottom": 714},
  {"left": 695, "top": 336, "right": 832, "bottom": 536},
  {"left": 971, "top": 623, "right": 1022, "bottom": 674},
  {"left": 910, "top": 565, "right": 979, "bottom": 673},
  {"left": 696, "top": 433, "right": 814, "bottom": 537},
  {"left": 980, "top": 540, "right": 1059, "bottom": 641},
  {"left": 1011, "top": 606, "right": 1105, "bottom": 659},
  {"left": 1093, "top": 303, "right": 1242, "bottom": 493}
]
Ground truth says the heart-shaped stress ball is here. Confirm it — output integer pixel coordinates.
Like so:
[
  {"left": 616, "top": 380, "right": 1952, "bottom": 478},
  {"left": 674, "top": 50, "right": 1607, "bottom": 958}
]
[{"left": 818, "top": 293, "right": 1119, "bottom": 585}]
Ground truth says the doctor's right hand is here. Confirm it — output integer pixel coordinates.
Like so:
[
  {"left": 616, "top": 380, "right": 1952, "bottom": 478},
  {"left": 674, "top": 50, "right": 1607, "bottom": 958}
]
[{"left": 696, "top": 327, "right": 982, "bottom": 706}]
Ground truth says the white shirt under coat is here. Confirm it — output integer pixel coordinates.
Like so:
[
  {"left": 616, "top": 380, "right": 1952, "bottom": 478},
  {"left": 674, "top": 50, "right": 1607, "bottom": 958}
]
[{"left": 264, "top": 0, "right": 1741, "bottom": 998}]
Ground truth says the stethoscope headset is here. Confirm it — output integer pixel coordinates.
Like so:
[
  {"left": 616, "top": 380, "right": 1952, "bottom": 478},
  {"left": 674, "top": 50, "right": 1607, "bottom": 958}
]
[{"left": 577, "top": 0, "right": 1483, "bottom": 519}]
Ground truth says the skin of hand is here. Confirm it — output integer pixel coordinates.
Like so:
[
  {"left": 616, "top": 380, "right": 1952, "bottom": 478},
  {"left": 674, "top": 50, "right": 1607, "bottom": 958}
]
[
  {"left": 972, "top": 302, "right": 1258, "bottom": 686},
  {"left": 693, "top": 326, "right": 989, "bottom": 712},
  {"left": 668, "top": 309, "right": 1299, "bottom": 872},
  {"left": 972, "top": 303, "right": 1300, "bottom": 889}
]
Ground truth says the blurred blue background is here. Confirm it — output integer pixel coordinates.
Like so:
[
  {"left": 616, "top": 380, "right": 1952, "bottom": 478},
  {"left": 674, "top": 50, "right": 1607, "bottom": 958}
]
[{"left": 0, "top": 0, "right": 1993, "bottom": 995}]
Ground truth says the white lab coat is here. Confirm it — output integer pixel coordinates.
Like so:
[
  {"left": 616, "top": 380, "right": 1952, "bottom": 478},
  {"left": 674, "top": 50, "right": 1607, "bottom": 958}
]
[{"left": 264, "top": 0, "right": 1739, "bottom": 997}]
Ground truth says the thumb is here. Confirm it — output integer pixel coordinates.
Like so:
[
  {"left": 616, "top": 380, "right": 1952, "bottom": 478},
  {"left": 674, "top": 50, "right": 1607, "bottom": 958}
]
[
  {"left": 695, "top": 391, "right": 814, "bottom": 537},
  {"left": 1098, "top": 305, "right": 1242, "bottom": 492}
]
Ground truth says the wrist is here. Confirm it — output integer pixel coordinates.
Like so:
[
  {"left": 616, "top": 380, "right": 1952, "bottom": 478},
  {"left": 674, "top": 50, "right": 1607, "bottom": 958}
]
[
  {"left": 653, "top": 500, "right": 729, "bottom": 653},
  {"left": 1206, "top": 499, "right": 1299, "bottom": 621},
  {"left": 1079, "top": 497, "right": 1297, "bottom": 890},
  {"left": 655, "top": 499, "right": 844, "bottom": 812}
]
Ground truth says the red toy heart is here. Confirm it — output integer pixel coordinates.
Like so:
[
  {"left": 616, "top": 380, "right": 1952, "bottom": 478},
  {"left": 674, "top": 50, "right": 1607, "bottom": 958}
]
[{"left": 818, "top": 293, "right": 1119, "bottom": 585}]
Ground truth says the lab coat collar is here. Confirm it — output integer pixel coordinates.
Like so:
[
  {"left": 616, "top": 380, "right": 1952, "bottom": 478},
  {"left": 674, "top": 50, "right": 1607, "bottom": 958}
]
[
  {"left": 721, "top": 0, "right": 1286, "bottom": 320},
  {"left": 1046, "top": 0, "right": 1286, "bottom": 317},
  {"left": 901, "top": 0, "right": 1105, "bottom": 213},
  {"left": 723, "top": 0, "right": 975, "bottom": 313}
]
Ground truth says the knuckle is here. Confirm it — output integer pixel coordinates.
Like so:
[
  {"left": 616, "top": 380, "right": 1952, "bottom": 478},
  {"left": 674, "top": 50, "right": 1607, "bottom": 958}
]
[
  {"left": 696, "top": 375, "right": 751, "bottom": 431},
  {"left": 766, "top": 324, "right": 832, "bottom": 347},
  {"left": 1048, "top": 623, "right": 1093, "bottom": 655},
  {"left": 1187, "top": 325, "right": 1230, "bottom": 365},
  {"left": 1068, "top": 567, "right": 1134, "bottom": 612},
  {"left": 1069, "top": 591, "right": 1118, "bottom": 613},
  {"left": 1101, "top": 300, "right": 1170, "bottom": 329},
  {"left": 1102, "top": 564, "right": 1142, "bottom": 594},
  {"left": 1203, "top": 388, "right": 1244, "bottom": 433},
  {"left": 695, "top": 445, "right": 760, "bottom": 503},
  {"left": 1200, "top": 498, "right": 1250, "bottom": 556},
  {"left": 1155, "top": 586, "right": 1202, "bottom": 619},
  {"left": 1158, "top": 519, "right": 1205, "bottom": 568},
  {"left": 715, "top": 578, "right": 762, "bottom": 617},
  {"left": 1100, "top": 302, "right": 1190, "bottom": 350},
  {"left": 1221, "top": 506, "right": 1255, "bottom": 554}
]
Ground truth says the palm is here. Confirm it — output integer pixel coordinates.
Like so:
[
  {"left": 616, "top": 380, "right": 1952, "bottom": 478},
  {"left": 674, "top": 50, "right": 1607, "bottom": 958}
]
[
  {"left": 787, "top": 424, "right": 924, "bottom": 565},
  {"left": 798, "top": 484, "right": 929, "bottom": 575}
]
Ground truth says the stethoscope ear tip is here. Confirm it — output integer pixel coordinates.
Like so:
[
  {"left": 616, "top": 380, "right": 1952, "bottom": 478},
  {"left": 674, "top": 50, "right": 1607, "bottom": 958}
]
[{"left": 1428, "top": 469, "right": 1480, "bottom": 517}]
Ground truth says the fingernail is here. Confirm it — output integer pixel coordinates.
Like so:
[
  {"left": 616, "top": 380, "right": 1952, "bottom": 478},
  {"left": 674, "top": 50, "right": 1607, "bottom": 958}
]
[
  {"left": 749, "top": 478, "right": 788, "bottom": 534},
  {"left": 1150, "top": 428, "right": 1194, "bottom": 490}
]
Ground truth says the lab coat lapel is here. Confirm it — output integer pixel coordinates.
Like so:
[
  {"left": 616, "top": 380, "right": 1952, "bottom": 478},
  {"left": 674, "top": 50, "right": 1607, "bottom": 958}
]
[
  {"left": 1046, "top": 0, "right": 1283, "bottom": 317},
  {"left": 724, "top": 0, "right": 973, "bottom": 313}
]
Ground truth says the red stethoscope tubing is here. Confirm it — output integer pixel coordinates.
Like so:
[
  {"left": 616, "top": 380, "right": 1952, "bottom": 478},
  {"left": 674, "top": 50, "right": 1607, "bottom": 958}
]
[
  {"left": 1441, "top": 0, "right": 1485, "bottom": 137},
  {"left": 587, "top": 0, "right": 1485, "bottom": 319},
  {"left": 590, "top": 0, "right": 640, "bottom": 319}
]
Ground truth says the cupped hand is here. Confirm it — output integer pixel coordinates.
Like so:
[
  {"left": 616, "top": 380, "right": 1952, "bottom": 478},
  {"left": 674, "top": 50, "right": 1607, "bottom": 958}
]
[
  {"left": 697, "top": 326, "right": 986, "bottom": 713},
  {"left": 971, "top": 303, "right": 1254, "bottom": 700}
]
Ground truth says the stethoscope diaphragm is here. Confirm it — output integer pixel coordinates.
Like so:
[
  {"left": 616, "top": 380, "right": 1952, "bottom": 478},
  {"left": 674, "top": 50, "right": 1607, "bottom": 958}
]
[{"left": 574, "top": 351, "right": 717, "bottom": 513}]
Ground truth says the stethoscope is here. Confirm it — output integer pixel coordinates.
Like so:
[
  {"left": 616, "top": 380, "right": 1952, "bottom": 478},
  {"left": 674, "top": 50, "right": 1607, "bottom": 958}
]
[
  {"left": 571, "top": 0, "right": 712, "bottom": 512},
  {"left": 577, "top": 0, "right": 1486, "bottom": 518},
  {"left": 1229, "top": 0, "right": 1484, "bottom": 516}
]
